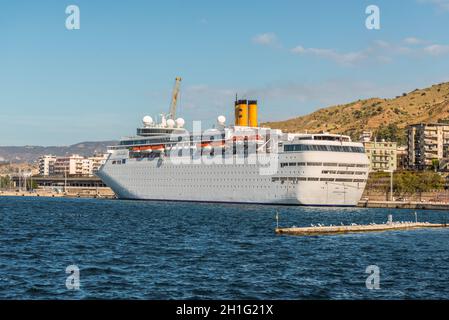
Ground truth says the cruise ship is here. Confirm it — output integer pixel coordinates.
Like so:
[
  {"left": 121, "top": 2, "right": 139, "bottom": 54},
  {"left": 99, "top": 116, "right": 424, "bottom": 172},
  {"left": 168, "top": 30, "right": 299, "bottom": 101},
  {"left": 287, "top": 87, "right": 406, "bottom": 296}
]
[{"left": 97, "top": 79, "right": 369, "bottom": 206}]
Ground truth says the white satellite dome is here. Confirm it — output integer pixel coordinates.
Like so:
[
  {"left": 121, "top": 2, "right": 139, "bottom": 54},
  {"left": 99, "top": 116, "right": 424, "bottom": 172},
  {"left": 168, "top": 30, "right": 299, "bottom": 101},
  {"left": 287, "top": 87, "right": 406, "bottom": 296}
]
[
  {"left": 142, "top": 115, "right": 153, "bottom": 126},
  {"left": 217, "top": 115, "right": 226, "bottom": 125},
  {"left": 175, "top": 118, "right": 185, "bottom": 128},
  {"left": 166, "top": 119, "right": 175, "bottom": 128}
]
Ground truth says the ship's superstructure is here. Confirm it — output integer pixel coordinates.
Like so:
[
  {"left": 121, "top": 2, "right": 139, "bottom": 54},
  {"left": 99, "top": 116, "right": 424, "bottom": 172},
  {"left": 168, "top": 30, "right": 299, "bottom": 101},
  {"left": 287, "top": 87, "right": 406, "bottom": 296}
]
[{"left": 97, "top": 79, "right": 369, "bottom": 206}]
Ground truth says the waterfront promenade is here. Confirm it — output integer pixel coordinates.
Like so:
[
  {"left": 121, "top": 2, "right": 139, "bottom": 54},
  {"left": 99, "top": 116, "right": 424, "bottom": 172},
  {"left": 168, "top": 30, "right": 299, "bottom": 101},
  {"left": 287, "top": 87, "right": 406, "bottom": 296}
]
[
  {"left": 358, "top": 200, "right": 449, "bottom": 210},
  {"left": 2, "top": 190, "right": 449, "bottom": 209},
  {"left": 0, "top": 188, "right": 116, "bottom": 199}
]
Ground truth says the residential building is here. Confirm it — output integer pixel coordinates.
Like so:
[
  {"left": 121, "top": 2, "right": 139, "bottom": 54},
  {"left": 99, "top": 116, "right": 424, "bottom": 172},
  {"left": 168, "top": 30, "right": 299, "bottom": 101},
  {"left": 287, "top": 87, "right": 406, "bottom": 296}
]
[
  {"left": 364, "top": 140, "right": 397, "bottom": 172},
  {"left": 53, "top": 154, "right": 85, "bottom": 176},
  {"left": 396, "top": 146, "right": 408, "bottom": 170},
  {"left": 38, "top": 155, "right": 56, "bottom": 176},
  {"left": 359, "top": 130, "right": 373, "bottom": 143},
  {"left": 38, "top": 154, "right": 109, "bottom": 177},
  {"left": 89, "top": 154, "right": 109, "bottom": 173},
  {"left": 407, "top": 123, "right": 449, "bottom": 170}
]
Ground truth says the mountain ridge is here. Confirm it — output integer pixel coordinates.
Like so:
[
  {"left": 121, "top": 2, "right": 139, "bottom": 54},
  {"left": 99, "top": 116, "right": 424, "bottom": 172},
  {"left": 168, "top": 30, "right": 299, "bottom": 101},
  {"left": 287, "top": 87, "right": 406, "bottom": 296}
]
[
  {"left": 0, "top": 141, "right": 117, "bottom": 163},
  {"left": 262, "top": 82, "right": 449, "bottom": 143}
]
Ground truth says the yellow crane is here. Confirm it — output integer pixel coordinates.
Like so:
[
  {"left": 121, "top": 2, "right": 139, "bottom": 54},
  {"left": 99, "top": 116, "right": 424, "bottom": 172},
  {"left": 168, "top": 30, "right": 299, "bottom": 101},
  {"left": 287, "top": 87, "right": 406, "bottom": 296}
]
[{"left": 168, "top": 77, "right": 182, "bottom": 120}]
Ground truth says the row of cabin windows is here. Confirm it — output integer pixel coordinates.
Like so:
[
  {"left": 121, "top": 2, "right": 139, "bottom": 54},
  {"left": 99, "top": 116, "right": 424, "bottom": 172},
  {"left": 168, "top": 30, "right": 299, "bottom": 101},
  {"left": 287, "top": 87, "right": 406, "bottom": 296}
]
[
  {"left": 121, "top": 135, "right": 227, "bottom": 146},
  {"left": 271, "top": 177, "right": 367, "bottom": 183},
  {"left": 280, "top": 162, "right": 369, "bottom": 168},
  {"left": 321, "top": 170, "right": 366, "bottom": 175},
  {"left": 284, "top": 144, "right": 365, "bottom": 153}
]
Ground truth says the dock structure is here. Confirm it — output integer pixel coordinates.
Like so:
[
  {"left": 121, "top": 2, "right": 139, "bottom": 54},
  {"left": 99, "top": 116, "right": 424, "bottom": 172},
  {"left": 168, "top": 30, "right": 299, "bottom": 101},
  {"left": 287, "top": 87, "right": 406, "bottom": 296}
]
[{"left": 275, "top": 222, "right": 449, "bottom": 236}]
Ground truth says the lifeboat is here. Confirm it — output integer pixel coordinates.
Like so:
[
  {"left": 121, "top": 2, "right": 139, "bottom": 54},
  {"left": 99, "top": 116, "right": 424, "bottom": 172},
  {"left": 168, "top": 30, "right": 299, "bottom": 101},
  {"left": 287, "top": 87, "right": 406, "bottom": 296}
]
[
  {"left": 141, "top": 146, "right": 153, "bottom": 153},
  {"left": 151, "top": 145, "right": 165, "bottom": 153},
  {"left": 232, "top": 135, "right": 264, "bottom": 144},
  {"left": 211, "top": 140, "right": 226, "bottom": 147},
  {"left": 198, "top": 142, "right": 212, "bottom": 151},
  {"left": 132, "top": 145, "right": 165, "bottom": 153}
]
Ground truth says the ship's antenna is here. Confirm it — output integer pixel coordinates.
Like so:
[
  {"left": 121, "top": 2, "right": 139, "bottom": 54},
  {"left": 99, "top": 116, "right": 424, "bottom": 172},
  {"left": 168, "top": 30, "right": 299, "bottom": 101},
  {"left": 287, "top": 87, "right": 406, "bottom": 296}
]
[{"left": 275, "top": 211, "right": 279, "bottom": 230}]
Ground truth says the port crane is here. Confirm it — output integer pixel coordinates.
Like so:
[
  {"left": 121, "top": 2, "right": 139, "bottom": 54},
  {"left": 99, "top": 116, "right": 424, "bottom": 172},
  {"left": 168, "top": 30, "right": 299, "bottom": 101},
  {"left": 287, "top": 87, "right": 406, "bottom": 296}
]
[{"left": 167, "top": 77, "right": 182, "bottom": 120}]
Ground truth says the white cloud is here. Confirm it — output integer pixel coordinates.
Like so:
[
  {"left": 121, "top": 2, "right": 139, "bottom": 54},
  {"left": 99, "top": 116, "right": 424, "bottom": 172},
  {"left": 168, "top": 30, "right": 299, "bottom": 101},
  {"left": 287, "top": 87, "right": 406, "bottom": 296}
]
[
  {"left": 252, "top": 32, "right": 449, "bottom": 66},
  {"left": 373, "top": 40, "right": 412, "bottom": 54},
  {"left": 252, "top": 33, "right": 278, "bottom": 46},
  {"left": 424, "top": 44, "right": 449, "bottom": 55},
  {"left": 291, "top": 46, "right": 367, "bottom": 66},
  {"left": 403, "top": 37, "right": 425, "bottom": 45},
  {"left": 418, "top": 0, "right": 449, "bottom": 12},
  {"left": 291, "top": 38, "right": 449, "bottom": 65}
]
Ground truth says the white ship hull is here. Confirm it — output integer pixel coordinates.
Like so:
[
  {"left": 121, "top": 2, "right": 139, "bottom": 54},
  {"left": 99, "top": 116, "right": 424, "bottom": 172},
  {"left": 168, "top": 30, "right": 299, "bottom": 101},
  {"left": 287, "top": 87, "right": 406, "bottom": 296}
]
[{"left": 98, "top": 150, "right": 368, "bottom": 206}]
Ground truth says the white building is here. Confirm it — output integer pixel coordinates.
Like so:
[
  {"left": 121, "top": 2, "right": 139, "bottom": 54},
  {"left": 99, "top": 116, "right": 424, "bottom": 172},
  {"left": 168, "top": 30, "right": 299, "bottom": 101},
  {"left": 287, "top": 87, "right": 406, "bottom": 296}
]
[
  {"left": 53, "top": 154, "right": 84, "bottom": 176},
  {"left": 364, "top": 140, "right": 397, "bottom": 172},
  {"left": 38, "top": 155, "right": 56, "bottom": 176},
  {"left": 38, "top": 154, "right": 108, "bottom": 177},
  {"left": 89, "top": 154, "right": 109, "bottom": 173},
  {"left": 407, "top": 123, "right": 449, "bottom": 170},
  {"left": 359, "top": 131, "right": 373, "bottom": 143}
]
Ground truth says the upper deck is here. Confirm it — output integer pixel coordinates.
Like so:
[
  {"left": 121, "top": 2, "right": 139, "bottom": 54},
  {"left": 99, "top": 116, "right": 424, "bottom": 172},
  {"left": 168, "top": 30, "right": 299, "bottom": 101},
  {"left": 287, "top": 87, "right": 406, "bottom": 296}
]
[{"left": 281, "top": 133, "right": 365, "bottom": 153}]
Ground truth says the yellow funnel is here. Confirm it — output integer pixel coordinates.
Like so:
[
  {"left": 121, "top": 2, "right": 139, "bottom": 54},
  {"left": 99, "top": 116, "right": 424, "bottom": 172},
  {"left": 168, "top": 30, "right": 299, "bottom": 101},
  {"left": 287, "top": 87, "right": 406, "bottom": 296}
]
[
  {"left": 248, "top": 100, "right": 258, "bottom": 127},
  {"left": 235, "top": 100, "right": 248, "bottom": 126}
]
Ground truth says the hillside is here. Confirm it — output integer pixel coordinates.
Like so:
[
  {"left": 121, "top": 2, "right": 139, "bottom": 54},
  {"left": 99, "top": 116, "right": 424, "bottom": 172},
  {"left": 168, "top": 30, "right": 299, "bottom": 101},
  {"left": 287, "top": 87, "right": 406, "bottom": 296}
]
[
  {"left": 263, "top": 82, "right": 449, "bottom": 144},
  {"left": 0, "top": 141, "right": 117, "bottom": 164}
]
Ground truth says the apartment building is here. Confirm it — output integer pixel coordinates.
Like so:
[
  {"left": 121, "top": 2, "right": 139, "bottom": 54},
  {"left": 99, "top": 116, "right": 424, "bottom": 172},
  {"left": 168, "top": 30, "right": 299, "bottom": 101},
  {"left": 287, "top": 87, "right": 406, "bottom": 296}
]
[
  {"left": 364, "top": 140, "right": 397, "bottom": 172},
  {"left": 53, "top": 154, "right": 85, "bottom": 176},
  {"left": 90, "top": 154, "right": 109, "bottom": 173},
  {"left": 407, "top": 123, "right": 449, "bottom": 170},
  {"left": 38, "top": 155, "right": 56, "bottom": 176},
  {"left": 38, "top": 154, "right": 108, "bottom": 177},
  {"left": 396, "top": 146, "right": 408, "bottom": 170}
]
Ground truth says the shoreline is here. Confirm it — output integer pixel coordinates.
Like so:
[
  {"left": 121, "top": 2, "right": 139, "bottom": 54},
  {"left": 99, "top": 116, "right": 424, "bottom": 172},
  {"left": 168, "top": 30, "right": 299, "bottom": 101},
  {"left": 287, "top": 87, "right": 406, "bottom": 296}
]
[
  {"left": 0, "top": 190, "right": 116, "bottom": 199},
  {"left": 357, "top": 200, "right": 449, "bottom": 211},
  {"left": 2, "top": 191, "right": 449, "bottom": 210}
]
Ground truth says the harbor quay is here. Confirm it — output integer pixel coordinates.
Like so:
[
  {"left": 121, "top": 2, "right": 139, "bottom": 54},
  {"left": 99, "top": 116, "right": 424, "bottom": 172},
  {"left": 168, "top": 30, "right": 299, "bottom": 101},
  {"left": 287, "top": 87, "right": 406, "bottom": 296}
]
[{"left": 0, "top": 176, "right": 115, "bottom": 199}]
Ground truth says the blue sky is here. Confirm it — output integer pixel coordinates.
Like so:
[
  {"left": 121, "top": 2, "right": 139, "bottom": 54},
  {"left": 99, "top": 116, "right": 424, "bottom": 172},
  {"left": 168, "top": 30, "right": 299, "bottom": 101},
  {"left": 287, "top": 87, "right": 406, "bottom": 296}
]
[{"left": 1, "top": 0, "right": 449, "bottom": 145}]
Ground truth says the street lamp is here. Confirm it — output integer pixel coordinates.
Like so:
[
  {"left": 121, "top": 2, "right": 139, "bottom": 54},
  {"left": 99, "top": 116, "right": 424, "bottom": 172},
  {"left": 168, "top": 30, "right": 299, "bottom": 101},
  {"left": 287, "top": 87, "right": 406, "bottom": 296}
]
[{"left": 384, "top": 169, "right": 394, "bottom": 202}]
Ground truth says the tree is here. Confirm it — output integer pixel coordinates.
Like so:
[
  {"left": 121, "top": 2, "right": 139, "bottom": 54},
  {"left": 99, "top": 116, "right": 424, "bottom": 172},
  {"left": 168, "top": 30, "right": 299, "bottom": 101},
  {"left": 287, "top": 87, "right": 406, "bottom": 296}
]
[
  {"left": 0, "top": 176, "right": 11, "bottom": 189},
  {"left": 431, "top": 159, "right": 440, "bottom": 172},
  {"left": 393, "top": 171, "right": 444, "bottom": 197},
  {"left": 375, "top": 124, "right": 406, "bottom": 145}
]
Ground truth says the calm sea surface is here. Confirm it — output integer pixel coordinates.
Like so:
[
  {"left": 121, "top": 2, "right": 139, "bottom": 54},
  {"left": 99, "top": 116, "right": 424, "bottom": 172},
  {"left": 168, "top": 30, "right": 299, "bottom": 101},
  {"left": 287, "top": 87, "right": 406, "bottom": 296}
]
[{"left": 1, "top": 196, "right": 449, "bottom": 299}]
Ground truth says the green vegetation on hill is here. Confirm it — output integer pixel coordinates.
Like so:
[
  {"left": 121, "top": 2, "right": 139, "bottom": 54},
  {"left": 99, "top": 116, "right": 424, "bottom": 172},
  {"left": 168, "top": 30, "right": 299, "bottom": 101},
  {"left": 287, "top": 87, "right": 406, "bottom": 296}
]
[
  {"left": 263, "top": 82, "right": 449, "bottom": 143},
  {"left": 366, "top": 171, "right": 445, "bottom": 196},
  {"left": 374, "top": 124, "right": 407, "bottom": 145}
]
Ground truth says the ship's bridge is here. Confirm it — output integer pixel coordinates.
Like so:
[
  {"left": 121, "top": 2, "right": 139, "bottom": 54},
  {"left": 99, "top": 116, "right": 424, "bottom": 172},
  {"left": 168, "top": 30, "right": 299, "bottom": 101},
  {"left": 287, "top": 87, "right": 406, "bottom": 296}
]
[
  {"left": 287, "top": 133, "right": 351, "bottom": 142},
  {"left": 136, "top": 127, "right": 187, "bottom": 137}
]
